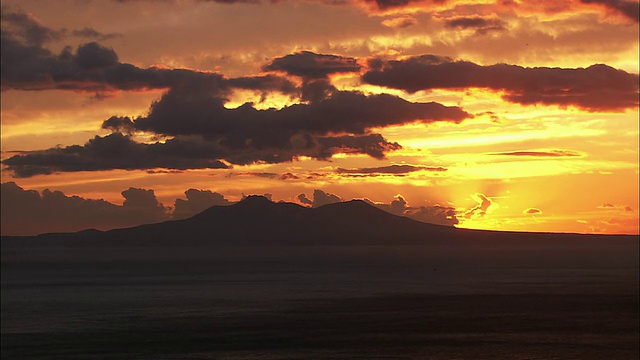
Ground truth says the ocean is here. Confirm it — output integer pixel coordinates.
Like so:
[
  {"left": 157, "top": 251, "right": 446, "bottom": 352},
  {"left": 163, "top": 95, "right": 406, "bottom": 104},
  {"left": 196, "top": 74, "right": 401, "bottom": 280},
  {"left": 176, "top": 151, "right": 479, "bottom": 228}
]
[{"left": 2, "top": 244, "right": 638, "bottom": 359}]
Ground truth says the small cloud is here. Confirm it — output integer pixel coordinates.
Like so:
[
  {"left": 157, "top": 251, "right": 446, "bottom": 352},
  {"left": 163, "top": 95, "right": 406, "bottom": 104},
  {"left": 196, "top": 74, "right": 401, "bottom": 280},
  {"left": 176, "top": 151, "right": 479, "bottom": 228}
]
[
  {"left": 146, "top": 169, "right": 185, "bottom": 174},
  {"left": 1, "top": 6, "right": 66, "bottom": 45},
  {"left": 371, "top": 193, "right": 459, "bottom": 226},
  {"left": 241, "top": 193, "right": 273, "bottom": 201},
  {"left": 493, "top": 150, "right": 584, "bottom": 157},
  {"left": 336, "top": 164, "right": 446, "bottom": 175},
  {"left": 173, "top": 188, "right": 231, "bottom": 220},
  {"left": 523, "top": 207, "right": 542, "bottom": 215},
  {"left": 599, "top": 203, "right": 616, "bottom": 208},
  {"left": 381, "top": 15, "right": 418, "bottom": 28},
  {"left": 313, "top": 189, "right": 342, "bottom": 207},
  {"left": 279, "top": 172, "right": 300, "bottom": 180},
  {"left": 443, "top": 15, "right": 507, "bottom": 35},
  {"left": 297, "top": 189, "right": 342, "bottom": 208},
  {"left": 71, "top": 27, "right": 123, "bottom": 41},
  {"left": 598, "top": 203, "right": 635, "bottom": 212},
  {"left": 262, "top": 51, "right": 361, "bottom": 79},
  {"left": 297, "top": 193, "right": 313, "bottom": 207},
  {"left": 227, "top": 171, "right": 278, "bottom": 178},
  {"left": 464, "top": 193, "right": 495, "bottom": 219}
]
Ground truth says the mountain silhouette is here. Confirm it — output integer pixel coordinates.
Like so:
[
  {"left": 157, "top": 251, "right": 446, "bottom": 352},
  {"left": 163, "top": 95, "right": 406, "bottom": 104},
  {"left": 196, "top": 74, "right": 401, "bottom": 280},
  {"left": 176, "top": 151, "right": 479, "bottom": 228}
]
[{"left": 1, "top": 195, "right": 635, "bottom": 248}]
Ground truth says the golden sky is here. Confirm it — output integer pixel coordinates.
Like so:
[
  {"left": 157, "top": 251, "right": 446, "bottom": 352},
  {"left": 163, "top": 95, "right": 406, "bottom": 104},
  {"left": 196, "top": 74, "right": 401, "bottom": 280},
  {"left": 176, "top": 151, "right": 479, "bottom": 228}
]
[{"left": 1, "top": 0, "right": 638, "bottom": 236}]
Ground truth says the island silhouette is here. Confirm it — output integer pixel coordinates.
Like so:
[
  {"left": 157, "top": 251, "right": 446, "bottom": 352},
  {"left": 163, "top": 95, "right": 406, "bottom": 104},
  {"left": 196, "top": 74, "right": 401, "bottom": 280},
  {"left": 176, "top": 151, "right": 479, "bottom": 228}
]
[
  {"left": 2, "top": 195, "right": 638, "bottom": 359},
  {"left": 1, "top": 195, "right": 635, "bottom": 248}
]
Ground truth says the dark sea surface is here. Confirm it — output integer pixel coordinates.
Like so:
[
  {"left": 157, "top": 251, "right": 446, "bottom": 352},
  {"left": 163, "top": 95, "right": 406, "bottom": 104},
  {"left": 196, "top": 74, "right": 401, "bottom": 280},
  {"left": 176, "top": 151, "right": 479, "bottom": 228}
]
[{"left": 2, "top": 242, "right": 638, "bottom": 359}]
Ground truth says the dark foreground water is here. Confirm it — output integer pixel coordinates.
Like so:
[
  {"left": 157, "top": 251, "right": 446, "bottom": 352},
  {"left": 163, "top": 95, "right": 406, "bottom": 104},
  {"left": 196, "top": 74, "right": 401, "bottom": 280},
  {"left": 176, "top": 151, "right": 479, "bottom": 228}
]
[{"left": 2, "top": 243, "right": 638, "bottom": 359}]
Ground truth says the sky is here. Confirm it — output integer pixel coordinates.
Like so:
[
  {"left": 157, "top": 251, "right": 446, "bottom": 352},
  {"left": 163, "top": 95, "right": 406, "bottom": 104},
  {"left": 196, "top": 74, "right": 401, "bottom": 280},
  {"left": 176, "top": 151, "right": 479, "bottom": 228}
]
[{"left": 1, "top": 0, "right": 638, "bottom": 236}]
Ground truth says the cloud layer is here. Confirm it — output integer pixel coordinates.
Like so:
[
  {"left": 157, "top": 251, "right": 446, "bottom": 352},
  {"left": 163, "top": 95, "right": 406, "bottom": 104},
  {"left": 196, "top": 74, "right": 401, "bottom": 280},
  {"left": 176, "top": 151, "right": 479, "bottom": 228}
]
[
  {"left": 297, "top": 190, "right": 459, "bottom": 226},
  {"left": 2, "top": 184, "right": 461, "bottom": 236},
  {"left": 0, "top": 182, "right": 169, "bottom": 236},
  {"left": 2, "top": 11, "right": 476, "bottom": 177},
  {"left": 2, "top": 7, "right": 634, "bottom": 177},
  {"left": 3, "top": 133, "right": 230, "bottom": 178},
  {"left": 363, "top": 55, "right": 639, "bottom": 111}
]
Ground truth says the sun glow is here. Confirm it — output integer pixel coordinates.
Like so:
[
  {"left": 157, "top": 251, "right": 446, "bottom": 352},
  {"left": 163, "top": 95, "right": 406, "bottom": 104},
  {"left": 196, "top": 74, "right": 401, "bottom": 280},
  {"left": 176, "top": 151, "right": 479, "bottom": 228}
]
[{"left": 1, "top": 0, "right": 637, "bottom": 235}]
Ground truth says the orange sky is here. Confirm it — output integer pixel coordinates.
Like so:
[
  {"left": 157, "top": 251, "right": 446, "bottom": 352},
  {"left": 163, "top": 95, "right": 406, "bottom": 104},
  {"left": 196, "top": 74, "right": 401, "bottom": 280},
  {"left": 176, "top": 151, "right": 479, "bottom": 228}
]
[{"left": 1, "top": 0, "right": 638, "bottom": 236}]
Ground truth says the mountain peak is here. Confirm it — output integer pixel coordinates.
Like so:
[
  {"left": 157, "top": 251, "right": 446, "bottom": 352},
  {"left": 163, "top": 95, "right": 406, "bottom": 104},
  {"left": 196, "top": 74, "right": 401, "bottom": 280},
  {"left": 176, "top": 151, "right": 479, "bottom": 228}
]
[
  {"left": 239, "top": 195, "right": 273, "bottom": 205},
  {"left": 4, "top": 194, "right": 629, "bottom": 249}
]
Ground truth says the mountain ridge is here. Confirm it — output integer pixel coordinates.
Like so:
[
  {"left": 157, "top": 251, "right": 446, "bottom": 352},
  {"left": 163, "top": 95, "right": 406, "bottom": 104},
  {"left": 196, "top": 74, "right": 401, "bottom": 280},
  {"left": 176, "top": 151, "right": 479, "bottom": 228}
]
[{"left": 1, "top": 196, "right": 637, "bottom": 248}]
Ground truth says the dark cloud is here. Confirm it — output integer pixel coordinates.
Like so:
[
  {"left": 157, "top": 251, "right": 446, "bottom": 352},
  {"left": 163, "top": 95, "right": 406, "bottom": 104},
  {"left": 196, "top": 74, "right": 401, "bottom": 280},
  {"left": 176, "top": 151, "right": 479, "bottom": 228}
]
[
  {"left": 121, "top": 187, "right": 169, "bottom": 222},
  {"left": 98, "top": 88, "right": 468, "bottom": 172},
  {"left": 1, "top": 7, "right": 121, "bottom": 46},
  {"left": 336, "top": 164, "right": 446, "bottom": 174},
  {"left": 279, "top": 172, "right": 300, "bottom": 180},
  {"left": 313, "top": 189, "right": 342, "bottom": 207},
  {"left": 0, "top": 182, "right": 168, "bottom": 236},
  {"left": 242, "top": 193, "right": 273, "bottom": 201},
  {"left": 0, "top": 7, "right": 124, "bottom": 89},
  {"left": 74, "top": 42, "right": 119, "bottom": 70},
  {"left": 297, "top": 189, "right": 342, "bottom": 208},
  {"left": 173, "top": 188, "right": 231, "bottom": 220},
  {"left": 1, "top": 30, "right": 296, "bottom": 95},
  {"left": 361, "top": 0, "right": 420, "bottom": 10},
  {"left": 263, "top": 51, "right": 361, "bottom": 79},
  {"left": 102, "top": 116, "right": 136, "bottom": 133},
  {"left": 2, "top": 13, "right": 472, "bottom": 176},
  {"left": 130, "top": 88, "right": 469, "bottom": 142},
  {"left": 262, "top": 51, "right": 361, "bottom": 102},
  {"left": 228, "top": 171, "right": 279, "bottom": 178},
  {"left": 0, "top": 35, "right": 183, "bottom": 91},
  {"left": 0, "top": 6, "right": 66, "bottom": 45},
  {"left": 404, "top": 204, "right": 458, "bottom": 226},
  {"left": 2, "top": 182, "right": 461, "bottom": 235},
  {"left": 112, "top": 0, "right": 175, "bottom": 2},
  {"left": 123, "top": 187, "right": 159, "bottom": 208},
  {"left": 580, "top": 0, "right": 639, "bottom": 22},
  {"left": 362, "top": 194, "right": 409, "bottom": 217},
  {"left": 198, "top": 0, "right": 264, "bottom": 3},
  {"left": 0, "top": 34, "right": 58, "bottom": 89},
  {"left": 6, "top": 130, "right": 410, "bottom": 177},
  {"left": 10, "top": 91, "right": 454, "bottom": 174},
  {"left": 297, "top": 193, "right": 314, "bottom": 206},
  {"left": 363, "top": 55, "right": 639, "bottom": 111},
  {"left": 299, "top": 79, "right": 336, "bottom": 103},
  {"left": 147, "top": 169, "right": 185, "bottom": 174},
  {"left": 2, "top": 133, "right": 229, "bottom": 178},
  {"left": 108, "top": 0, "right": 639, "bottom": 22},
  {"left": 71, "top": 27, "right": 123, "bottom": 41},
  {"left": 3, "top": 14, "right": 472, "bottom": 176},
  {"left": 366, "top": 194, "right": 458, "bottom": 226},
  {"left": 227, "top": 74, "right": 298, "bottom": 94},
  {"left": 116, "top": 0, "right": 278, "bottom": 3},
  {"left": 315, "top": 133, "right": 402, "bottom": 159},
  {"left": 444, "top": 16, "right": 507, "bottom": 35},
  {"left": 493, "top": 150, "right": 584, "bottom": 157},
  {"left": 304, "top": 172, "right": 326, "bottom": 180},
  {"left": 297, "top": 190, "right": 459, "bottom": 226}
]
